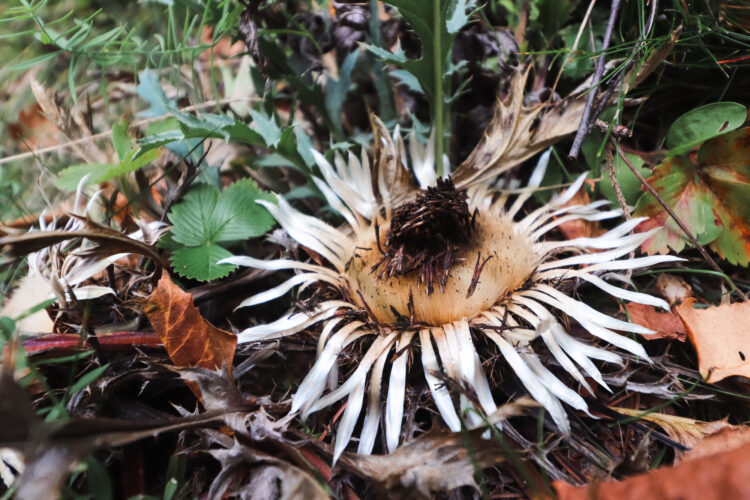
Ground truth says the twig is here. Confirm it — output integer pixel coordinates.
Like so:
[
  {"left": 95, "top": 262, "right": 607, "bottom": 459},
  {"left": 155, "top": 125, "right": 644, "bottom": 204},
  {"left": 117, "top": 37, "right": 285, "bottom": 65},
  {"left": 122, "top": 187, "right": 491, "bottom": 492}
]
[
  {"left": 568, "top": 0, "right": 623, "bottom": 160},
  {"left": 615, "top": 145, "right": 745, "bottom": 301},
  {"left": 0, "top": 97, "right": 258, "bottom": 167}
]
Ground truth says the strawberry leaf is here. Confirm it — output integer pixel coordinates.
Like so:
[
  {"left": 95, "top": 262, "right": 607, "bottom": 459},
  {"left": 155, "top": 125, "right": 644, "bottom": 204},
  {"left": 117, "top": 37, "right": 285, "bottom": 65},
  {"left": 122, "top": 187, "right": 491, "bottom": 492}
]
[
  {"left": 167, "top": 179, "right": 276, "bottom": 281},
  {"left": 635, "top": 127, "right": 750, "bottom": 265}
]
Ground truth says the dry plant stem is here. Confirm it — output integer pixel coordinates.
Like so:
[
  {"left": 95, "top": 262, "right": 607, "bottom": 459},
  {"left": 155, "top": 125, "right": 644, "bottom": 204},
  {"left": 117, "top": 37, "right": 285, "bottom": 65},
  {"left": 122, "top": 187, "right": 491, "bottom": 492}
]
[
  {"left": 615, "top": 145, "right": 745, "bottom": 301},
  {"left": 568, "top": 0, "right": 623, "bottom": 160},
  {"left": 0, "top": 97, "right": 258, "bottom": 167}
]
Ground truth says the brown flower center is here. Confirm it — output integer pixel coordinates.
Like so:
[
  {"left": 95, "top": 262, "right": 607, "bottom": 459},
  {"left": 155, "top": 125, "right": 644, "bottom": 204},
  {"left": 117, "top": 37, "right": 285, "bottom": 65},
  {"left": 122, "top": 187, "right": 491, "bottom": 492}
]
[{"left": 346, "top": 197, "right": 539, "bottom": 326}]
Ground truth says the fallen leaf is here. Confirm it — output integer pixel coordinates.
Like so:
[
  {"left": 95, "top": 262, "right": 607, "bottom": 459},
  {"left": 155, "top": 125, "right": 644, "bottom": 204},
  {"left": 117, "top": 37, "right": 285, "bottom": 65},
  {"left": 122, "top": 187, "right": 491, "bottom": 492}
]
[
  {"left": 625, "top": 302, "right": 687, "bottom": 341},
  {"left": 655, "top": 273, "right": 693, "bottom": 305},
  {"left": 339, "top": 428, "right": 505, "bottom": 498},
  {"left": 556, "top": 189, "right": 605, "bottom": 241},
  {"left": 0, "top": 216, "right": 167, "bottom": 269},
  {"left": 143, "top": 274, "right": 236, "bottom": 377},
  {"left": 208, "top": 440, "right": 329, "bottom": 500},
  {"left": 554, "top": 440, "right": 750, "bottom": 500},
  {"left": 676, "top": 298, "right": 750, "bottom": 383},
  {"left": 613, "top": 408, "right": 750, "bottom": 463}
]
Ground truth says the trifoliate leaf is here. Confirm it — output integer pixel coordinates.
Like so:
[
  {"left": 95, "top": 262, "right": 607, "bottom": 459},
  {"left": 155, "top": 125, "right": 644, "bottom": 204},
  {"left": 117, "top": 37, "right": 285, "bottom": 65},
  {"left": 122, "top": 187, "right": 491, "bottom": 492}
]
[
  {"left": 666, "top": 102, "right": 747, "bottom": 156},
  {"left": 55, "top": 148, "right": 161, "bottom": 191},
  {"left": 167, "top": 179, "right": 276, "bottom": 281},
  {"left": 635, "top": 127, "right": 750, "bottom": 266},
  {"left": 170, "top": 244, "right": 236, "bottom": 281}
]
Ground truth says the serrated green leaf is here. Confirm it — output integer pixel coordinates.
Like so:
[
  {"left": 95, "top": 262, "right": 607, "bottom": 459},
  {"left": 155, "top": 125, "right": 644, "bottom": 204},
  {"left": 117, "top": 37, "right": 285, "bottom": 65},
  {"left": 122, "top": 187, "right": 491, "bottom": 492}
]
[
  {"left": 171, "top": 244, "right": 236, "bottom": 281},
  {"left": 167, "top": 179, "right": 276, "bottom": 281},
  {"left": 169, "top": 184, "right": 221, "bottom": 246},
  {"left": 212, "top": 179, "right": 276, "bottom": 242},
  {"left": 635, "top": 127, "right": 750, "bottom": 266},
  {"left": 666, "top": 102, "right": 747, "bottom": 156}
]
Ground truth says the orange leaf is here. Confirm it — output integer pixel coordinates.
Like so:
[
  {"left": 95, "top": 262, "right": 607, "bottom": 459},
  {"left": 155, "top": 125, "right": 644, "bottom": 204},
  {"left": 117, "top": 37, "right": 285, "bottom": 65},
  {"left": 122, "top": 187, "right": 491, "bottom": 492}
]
[
  {"left": 676, "top": 298, "right": 750, "bottom": 383},
  {"left": 557, "top": 189, "right": 606, "bottom": 241},
  {"left": 554, "top": 441, "right": 750, "bottom": 500},
  {"left": 625, "top": 303, "right": 687, "bottom": 341},
  {"left": 144, "top": 274, "right": 236, "bottom": 375},
  {"left": 612, "top": 409, "right": 750, "bottom": 463}
]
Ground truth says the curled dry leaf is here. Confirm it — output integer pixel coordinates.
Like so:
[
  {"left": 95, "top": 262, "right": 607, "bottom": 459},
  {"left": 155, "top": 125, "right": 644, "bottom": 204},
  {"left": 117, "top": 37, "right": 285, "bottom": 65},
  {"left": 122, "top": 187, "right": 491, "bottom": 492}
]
[
  {"left": 625, "top": 302, "right": 687, "bottom": 341},
  {"left": 675, "top": 298, "right": 750, "bottom": 383},
  {"left": 143, "top": 274, "right": 237, "bottom": 386},
  {"left": 339, "top": 428, "right": 505, "bottom": 498},
  {"left": 613, "top": 408, "right": 750, "bottom": 463},
  {"left": 554, "top": 440, "right": 750, "bottom": 500},
  {"left": 208, "top": 440, "right": 328, "bottom": 500},
  {"left": 0, "top": 216, "right": 167, "bottom": 269},
  {"left": 452, "top": 27, "right": 681, "bottom": 189}
]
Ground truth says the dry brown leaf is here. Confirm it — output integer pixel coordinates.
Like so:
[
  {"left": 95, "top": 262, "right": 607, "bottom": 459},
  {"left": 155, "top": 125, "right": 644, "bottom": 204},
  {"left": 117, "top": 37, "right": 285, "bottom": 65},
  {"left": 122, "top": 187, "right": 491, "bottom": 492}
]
[
  {"left": 655, "top": 273, "right": 693, "bottom": 306},
  {"left": 625, "top": 302, "right": 687, "bottom": 341},
  {"left": 30, "top": 79, "right": 109, "bottom": 164},
  {"left": 0, "top": 217, "right": 167, "bottom": 269},
  {"left": 208, "top": 440, "right": 329, "bottom": 500},
  {"left": 339, "top": 428, "right": 505, "bottom": 498},
  {"left": 452, "top": 27, "right": 681, "bottom": 190},
  {"left": 613, "top": 408, "right": 750, "bottom": 463},
  {"left": 556, "top": 189, "right": 605, "bottom": 240},
  {"left": 554, "top": 440, "right": 750, "bottom": 500},
  {"left": 143, "top": 274, "right": 236, "bottom": 377},
  {"left": 675, "top": 298, "right": 750, "bottom": 383}
]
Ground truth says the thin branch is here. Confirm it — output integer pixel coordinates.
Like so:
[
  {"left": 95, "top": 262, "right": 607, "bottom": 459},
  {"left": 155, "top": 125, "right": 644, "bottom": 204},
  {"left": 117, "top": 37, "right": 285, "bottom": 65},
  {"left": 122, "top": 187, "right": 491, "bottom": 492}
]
[
  {"left": 615, "top": 145, "right": 745, "bottom": 301},
  {"left": 568, "top": 0, "right": 623, "bottom": 160}
]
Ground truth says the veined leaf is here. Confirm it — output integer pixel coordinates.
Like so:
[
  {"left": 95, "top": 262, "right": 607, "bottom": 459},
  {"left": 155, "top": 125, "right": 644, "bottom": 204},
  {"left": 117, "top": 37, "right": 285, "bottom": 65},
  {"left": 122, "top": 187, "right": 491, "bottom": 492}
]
[
  {"left": 167, "top": 179, "right": 276, "bottom": 281},
  {"left": 635, "top": 127, "right": 750, "bottom": 266},
  {"left": 666, "top": 102, "right": 747, "bottom": 156}
]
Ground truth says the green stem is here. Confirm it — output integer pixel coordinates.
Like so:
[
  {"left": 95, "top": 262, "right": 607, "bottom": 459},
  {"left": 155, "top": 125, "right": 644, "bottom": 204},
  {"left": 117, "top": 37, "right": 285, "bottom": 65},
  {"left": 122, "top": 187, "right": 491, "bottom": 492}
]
[{"left": 433, "top": 0, "right": 443, "bottom": 177}]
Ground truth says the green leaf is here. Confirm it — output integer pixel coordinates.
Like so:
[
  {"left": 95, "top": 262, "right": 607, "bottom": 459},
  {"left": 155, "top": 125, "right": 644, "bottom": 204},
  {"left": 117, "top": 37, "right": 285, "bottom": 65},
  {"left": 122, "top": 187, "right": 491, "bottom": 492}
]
[
  {"left": 55, "top": 148, "right": 161, "bottom": 190},
  {"left": 635, "top": 127, "right": 750, "bottom": 266},
  {"left": 666, "top": 102, "right": 747, "bottom": 156},
  {"left": 137, "top": 70, "right": 176, "bottom": 118},
  {"left": 171, "top": 244, "right": 236, "bottom": 281},
  {"left": 326, "top": 50, "right": 359, "bottom": 137},
  {"left": 249, "top": 109, "right": 282, "bottom": 147},
  {"left": 167, "top": 179, "right": 276, "bottom": 281},
  {"left": 112, "top": 118, "right": 132, "bottom": 162},
  {"left": 169, "top": 184, "right": 221, "bottom": 246},
  {"left": 599, "top": 152, "right": 650, "bottom": 205}
]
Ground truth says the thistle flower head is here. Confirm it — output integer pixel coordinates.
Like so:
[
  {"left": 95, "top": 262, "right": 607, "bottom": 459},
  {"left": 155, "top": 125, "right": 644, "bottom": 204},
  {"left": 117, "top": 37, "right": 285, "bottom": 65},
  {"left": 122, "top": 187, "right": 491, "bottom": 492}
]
[{"left": 223, "top": 120, "right": 682, "bottom": 463}]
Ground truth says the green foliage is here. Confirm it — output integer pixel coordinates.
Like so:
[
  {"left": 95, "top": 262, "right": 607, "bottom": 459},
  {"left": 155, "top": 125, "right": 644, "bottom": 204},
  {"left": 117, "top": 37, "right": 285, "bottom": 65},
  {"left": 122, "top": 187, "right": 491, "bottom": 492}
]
[
  {"left": 599, "top": 152, "right": 650, "bottom": 206},
  {"left": 666, "top": 102, "right": 747, "bottom": 156},
  {"left": 365, "top": 0, "right": 473, "bottom": 168},
  {"left": 167, "top": 179, "right": 276, "bottom": 281}
]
